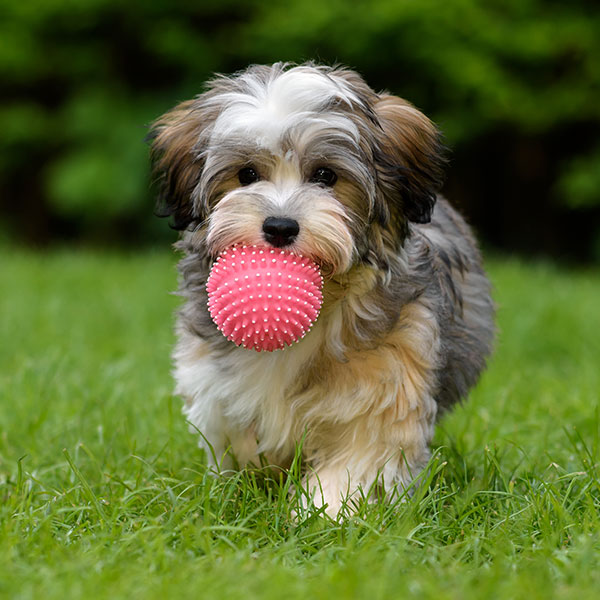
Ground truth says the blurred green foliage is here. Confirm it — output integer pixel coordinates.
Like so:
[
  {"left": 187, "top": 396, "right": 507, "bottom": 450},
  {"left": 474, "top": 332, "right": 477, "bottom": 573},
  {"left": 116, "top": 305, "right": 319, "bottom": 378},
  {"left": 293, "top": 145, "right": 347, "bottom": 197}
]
[{"left": 1, "top": 0, "right": 599, "bottom": 255}]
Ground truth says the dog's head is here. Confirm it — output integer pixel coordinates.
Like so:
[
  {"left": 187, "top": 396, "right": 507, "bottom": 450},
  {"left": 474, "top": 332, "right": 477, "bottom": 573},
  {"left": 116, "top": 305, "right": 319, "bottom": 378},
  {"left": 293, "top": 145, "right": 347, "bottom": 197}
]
[{"left": 149, "top": 63, "right": 445, "bottom": 275}]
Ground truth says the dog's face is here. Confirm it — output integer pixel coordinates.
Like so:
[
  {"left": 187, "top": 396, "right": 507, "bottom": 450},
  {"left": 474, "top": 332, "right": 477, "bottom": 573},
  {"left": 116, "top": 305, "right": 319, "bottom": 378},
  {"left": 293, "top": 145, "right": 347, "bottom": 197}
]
[{"left": 150, "top": 63, "right": 445, "bottom": 275}]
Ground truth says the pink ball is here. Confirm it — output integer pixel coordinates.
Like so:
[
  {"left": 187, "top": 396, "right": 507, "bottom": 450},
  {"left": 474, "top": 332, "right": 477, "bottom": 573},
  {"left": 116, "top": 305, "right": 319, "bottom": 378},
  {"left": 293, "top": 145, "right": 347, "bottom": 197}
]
[{"left": 207, "top": 245, "right": 324, "bottom": 352}]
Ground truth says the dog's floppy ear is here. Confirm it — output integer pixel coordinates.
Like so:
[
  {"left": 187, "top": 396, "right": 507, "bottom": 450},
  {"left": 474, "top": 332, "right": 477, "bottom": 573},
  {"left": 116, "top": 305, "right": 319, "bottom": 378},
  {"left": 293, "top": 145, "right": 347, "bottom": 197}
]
[
  {"left": 148, "top": 99, "right": 214, "bottom": 230},
  {"left": 374, "top": 95, "right": 446, "bottom": 225}
]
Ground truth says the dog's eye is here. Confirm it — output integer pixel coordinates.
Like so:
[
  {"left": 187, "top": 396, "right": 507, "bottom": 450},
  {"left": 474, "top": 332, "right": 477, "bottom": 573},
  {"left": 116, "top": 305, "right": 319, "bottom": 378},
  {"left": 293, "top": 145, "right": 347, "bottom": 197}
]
[
  {"left": 310, "top": 167, "right": 337, "bottom": 187},
  {"left": 238, "top": 167, "right": 260, "bottom": 186}
]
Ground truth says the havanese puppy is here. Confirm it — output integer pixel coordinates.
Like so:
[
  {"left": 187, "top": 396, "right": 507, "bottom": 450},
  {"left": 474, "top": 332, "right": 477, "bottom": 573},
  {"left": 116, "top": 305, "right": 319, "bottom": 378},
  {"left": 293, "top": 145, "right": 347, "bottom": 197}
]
[{"left": 149, "top": 63, "right": 494, "bottom": 516}]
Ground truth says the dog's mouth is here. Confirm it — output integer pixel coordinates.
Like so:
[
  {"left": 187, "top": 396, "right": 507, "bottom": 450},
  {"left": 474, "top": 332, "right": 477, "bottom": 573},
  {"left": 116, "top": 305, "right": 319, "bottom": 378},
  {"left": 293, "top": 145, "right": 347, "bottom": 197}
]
[
  {"left": 207, "top": 238, "right": 336, "bottom": 279},
  {"left": 212, "top": 241, "right": 326, "bottom": 267}
]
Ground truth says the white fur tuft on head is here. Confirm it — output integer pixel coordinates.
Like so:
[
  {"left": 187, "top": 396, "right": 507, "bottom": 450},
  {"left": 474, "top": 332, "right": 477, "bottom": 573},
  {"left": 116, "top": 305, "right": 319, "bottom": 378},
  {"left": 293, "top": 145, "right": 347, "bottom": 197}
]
[{"left": 207, "top": 64, "right": 365, "bottom": 151}]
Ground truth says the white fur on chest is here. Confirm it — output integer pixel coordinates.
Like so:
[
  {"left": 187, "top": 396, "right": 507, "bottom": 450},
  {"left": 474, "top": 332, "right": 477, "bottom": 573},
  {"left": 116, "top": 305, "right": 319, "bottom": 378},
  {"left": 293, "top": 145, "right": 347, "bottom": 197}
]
[{"left": 175, "top": 310, "right": 332, "bottom": 461}]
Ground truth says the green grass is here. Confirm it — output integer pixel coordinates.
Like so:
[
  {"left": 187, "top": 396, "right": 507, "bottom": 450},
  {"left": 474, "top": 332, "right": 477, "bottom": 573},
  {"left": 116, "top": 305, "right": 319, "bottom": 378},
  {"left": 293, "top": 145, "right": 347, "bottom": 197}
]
[{"left": 1, "top": 249, "right": 599, "bottom": 599}]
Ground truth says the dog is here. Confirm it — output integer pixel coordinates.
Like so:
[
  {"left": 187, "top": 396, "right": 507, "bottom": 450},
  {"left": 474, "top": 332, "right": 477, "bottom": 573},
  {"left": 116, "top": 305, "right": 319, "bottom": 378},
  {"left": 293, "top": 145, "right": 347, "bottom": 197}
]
[{"left": 149, "top": 63, "right": 494, "bottom": 516}]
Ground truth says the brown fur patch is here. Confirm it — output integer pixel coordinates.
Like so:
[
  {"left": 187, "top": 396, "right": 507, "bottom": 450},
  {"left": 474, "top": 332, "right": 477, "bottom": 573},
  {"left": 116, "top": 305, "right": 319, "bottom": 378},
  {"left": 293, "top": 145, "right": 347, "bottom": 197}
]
[
  {"left": 292, "top": 299, "right": 440, "bottom": 511},
  {"left": 150, "top": 100, "right": 219, "bottom": 229},
  {"left": 374, "top": 94, "right": 446, "bottom": 227}
]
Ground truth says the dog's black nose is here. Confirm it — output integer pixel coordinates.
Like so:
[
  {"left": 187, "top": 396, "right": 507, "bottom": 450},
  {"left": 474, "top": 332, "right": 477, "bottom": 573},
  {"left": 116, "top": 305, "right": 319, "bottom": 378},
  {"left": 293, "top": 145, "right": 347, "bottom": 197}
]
[{"left": 262, "top": 217, "right": 300, "bottom": 247}]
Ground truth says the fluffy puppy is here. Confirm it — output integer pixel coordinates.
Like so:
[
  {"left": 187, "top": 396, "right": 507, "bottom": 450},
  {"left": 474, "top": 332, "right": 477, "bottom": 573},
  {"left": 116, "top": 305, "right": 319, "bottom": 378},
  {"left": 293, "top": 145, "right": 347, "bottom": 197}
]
[{"left": 149, "top": 63, "right": 494, "bottom": 516}]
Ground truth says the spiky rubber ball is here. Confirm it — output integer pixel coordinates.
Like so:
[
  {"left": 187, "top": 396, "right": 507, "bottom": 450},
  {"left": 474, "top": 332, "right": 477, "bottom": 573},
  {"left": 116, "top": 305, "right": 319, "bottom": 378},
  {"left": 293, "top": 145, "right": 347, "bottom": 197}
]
[{"left": 207, "top": 245, "right": 323, "bottom": 352}]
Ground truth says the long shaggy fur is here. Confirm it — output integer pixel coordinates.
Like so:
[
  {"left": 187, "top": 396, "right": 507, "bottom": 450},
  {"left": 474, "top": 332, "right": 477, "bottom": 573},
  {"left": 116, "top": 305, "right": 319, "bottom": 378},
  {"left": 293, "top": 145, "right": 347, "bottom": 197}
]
[{"left": 149, "top": 63, "right": 494, "bottom": 516}]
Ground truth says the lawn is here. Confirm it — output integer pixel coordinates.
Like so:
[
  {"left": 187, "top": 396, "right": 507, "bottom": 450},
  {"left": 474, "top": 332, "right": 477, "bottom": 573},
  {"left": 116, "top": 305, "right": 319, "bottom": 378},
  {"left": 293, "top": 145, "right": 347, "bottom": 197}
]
[{"left": 1, "top": 249, "right": 599, "bottom": 600}]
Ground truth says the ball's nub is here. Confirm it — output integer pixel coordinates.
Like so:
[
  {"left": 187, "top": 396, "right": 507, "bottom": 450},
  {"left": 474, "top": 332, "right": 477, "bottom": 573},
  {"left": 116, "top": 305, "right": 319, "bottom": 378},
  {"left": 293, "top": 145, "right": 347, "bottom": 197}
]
[{"left": 207, "top": 245, "right": 323, "bottom": 352}]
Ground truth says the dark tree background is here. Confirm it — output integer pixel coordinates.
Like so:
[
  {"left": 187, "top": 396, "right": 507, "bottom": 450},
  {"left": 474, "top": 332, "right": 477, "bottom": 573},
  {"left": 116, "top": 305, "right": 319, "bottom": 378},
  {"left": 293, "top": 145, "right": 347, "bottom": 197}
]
[{"left": 1, "top": 0, "right": 599, "bottom": 259}]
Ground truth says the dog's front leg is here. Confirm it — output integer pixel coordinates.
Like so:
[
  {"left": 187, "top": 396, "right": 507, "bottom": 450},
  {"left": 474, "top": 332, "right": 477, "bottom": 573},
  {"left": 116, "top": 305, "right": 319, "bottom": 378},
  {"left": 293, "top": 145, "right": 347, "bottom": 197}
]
[
  {"left": 298, "top": 407, "right": 436, "bottom": 518},
  {"left": 301, "top": 449, "right": 430, "bottom": 518},
  {"left": 181, "top": 395, "right": 231, "bottom": 471},
  {"left": 302, "top": 466, "right": 358, "bottom": 517}
]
